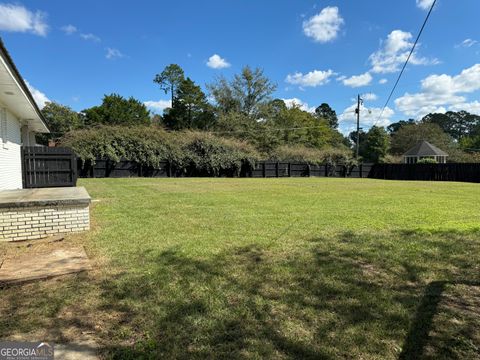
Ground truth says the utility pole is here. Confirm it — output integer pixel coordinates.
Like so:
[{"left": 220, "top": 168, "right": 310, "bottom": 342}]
[{"left": 355, "top": 94, "right": 363, "bottom": 159}]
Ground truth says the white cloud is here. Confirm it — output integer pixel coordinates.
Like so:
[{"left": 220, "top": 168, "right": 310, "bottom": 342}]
[
  {"left": 362, "top": 93, "right": 378, "bottom": 101},
  {"left": 449, "top": 101, "right": 480, "bottom": 115},
  {"left": 455, "top": 38, "right": 477, "bottom": 48},
  {"left": 416, "top": 0, "right": 435, "bottom": 10},
  {"left": 285, "top": 69, "right": 335, "bottom": 87},
  {"left": 302, "top": 6, "right": 344, "bottom": 43},
  {"left": 0, "top": 3, "right": 48, "bottom": 36},
  {"left": 395, "top": 63, "right": 480, "bottom": 118},
  {"left": 339, "top": 102, "right": 394, "bottom": 129},
  {"left": 342, "top": 72, "right": 372, "bottom": 88},
  {"left": 25, "top": 80, "right": 50, "bottom": 109},
  {"left": 206, "top": 54, "right": 230, "bottom": 69},
  {"left": 282, "top": 98, "right": 315, "bottom": 113},
  {"left": 80, "top": 33, "right": 101, "bottom": 42},
  {"left": 105, "top": 48, "right": 124, "bottom": 59},
  {"left": 144, "top": 99, "right": 171, "bottom": 113},
  {"left": 369, "top": 30, "right": 438, "bottom": 74},
  {"left": 379, "top": 78, "right": 388, "bottom": 84},
  {"left": 61, "top": 24, "right": 77, "bottom": 35}
]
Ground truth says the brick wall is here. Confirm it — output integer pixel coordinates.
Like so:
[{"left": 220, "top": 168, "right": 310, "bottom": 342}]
[{"left": 0, "top": 204, "right": 90, "bottom": 241}]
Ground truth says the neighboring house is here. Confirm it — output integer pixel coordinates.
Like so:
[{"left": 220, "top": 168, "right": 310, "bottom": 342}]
[
  {"left": 0, "top": 39, "right": 49, "bottom": 190},
  {"left": 403, "top": 140, "right": 448, "bottom": 164}
]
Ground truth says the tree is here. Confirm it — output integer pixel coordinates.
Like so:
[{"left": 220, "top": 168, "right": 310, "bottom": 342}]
[
  {"left": 83, "top": 94, "right": 151, "bottom": 127},
  {"left": 362, "top": 126, "right": 390, "bottom": 162},
  {"left": 163, "top": 78, "right": 215, "bottom": 130},
  {"left": 265, "top": 103, "right": 346, "bottom": 149},
  {"left": 315, "top": 103, "right": 338, "bottom": 129},
  {"left": 42, "top": 101, "right": 82, "bottom": 134},
  {"left": 208, "top": 66, "right": 276, "bottom": 118},
  {"left": 153, "top": 64, "right": 185, "bottom": 104},
  {"left": 390, "top": 122, "right": 454, "bottom": 155},
  {"left": 348, "top": 129, "right": 367, "bottom": 155},
  {"left": 421, "top": 111, "right": 480, "bottom": 141},
  {"left": 37, "top": 102, "right": 82, "bottom": 144},
  {"left": 386, "top": 119, "right": 415, "bottom": 134}
]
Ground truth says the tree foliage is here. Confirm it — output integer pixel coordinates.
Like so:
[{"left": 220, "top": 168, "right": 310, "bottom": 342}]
[
  {"left": 153, "top": 64, "right": 185, "bottom": 103},
  {"left": 38, "top": 102, "right": 82, "bottom": 144},
  {"left": 315, "top": 103, "right": 338, "bottom": 129},
  {"left": 421, "top": 111, "right": 480, "bottom": 141},
  {"left": 390, "top": 122, "right": 454, "bottom": 155},
  {"left": 362, "top": 126, "right": 390, "bottom": 162},
  {"left": 208, "top": 66, "right": 276, "bottom": 118},
  {"left": 82, "top": 94, "right": 151, "bottom": 127},
  {"left": 163, "top": 78, "right": 215, "bottom": 130}
]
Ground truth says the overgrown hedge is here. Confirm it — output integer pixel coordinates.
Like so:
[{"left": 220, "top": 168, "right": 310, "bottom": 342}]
[
  {"left": 60, "top": 126, "right": 260, "bottom": 176},
  {"left": 269, "top": 144, "right": 355, "bottom": 166}
]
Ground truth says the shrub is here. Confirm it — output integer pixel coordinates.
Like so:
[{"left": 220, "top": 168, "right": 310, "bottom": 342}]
[
  {"left": 60, "top": 125, "right": 175, "bottom": 167},
  {"left": 269, "top": 145, "right": 354, "bottom": 166},
  {"left": 59, "top": 126, "right": 260, "bottom": 176},
  {"left": 417, "top": 158, "right": 438, "bottom": 164},
  {"left": 176, "top": 131, "right": 260, "bottom": 176}
]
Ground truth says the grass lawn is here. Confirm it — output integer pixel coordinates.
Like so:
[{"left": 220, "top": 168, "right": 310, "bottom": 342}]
[{"left": 1, "top": 178, "right": 480, "bottom": 359}]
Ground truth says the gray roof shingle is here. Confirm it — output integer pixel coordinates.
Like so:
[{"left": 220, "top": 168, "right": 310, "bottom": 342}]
[{"left": 404, "top": 140, "right": 448, "bottom": 156}]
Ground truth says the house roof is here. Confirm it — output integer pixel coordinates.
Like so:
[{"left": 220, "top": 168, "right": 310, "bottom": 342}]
[
  {"left": 404, "top": 140, "right": 448, "bottom": 157},
  {"left": 0, "top": 38, "right": 49, "bottom": 133}
]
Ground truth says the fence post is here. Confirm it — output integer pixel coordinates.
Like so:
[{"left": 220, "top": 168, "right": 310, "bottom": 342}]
[
  {"left": 324, "top": 164, "right": 328, "bottom": 177},
  {"left": 276, "top": 162, "right": 279, "bottom": 178},
  {"left": 21, "top": 147, "right": 26, "bottom": 188},
  {"left": 359, "top": 163, "right": 363, "bottom": 178},
  {"left": 262, "top": 162, "right": 266, "bottom": 178},
  {"left": 307, "top": 163, "right": 311, "bottom": 177},
  {"left": 288, "top": 163, "right": 291, "bottom": 177}
]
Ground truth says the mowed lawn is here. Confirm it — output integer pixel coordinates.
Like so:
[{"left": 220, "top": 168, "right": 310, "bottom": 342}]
[{"left": 1, "top": 178, "right": 480, "bottom": 359}]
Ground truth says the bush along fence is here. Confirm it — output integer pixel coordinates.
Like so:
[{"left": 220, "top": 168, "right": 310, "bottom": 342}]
[
  {"left": 369, "top": 163, "right": 480, "bottom": 183},
  {"left": 77, "top": 159, "right": 374, "bottom": 179}
]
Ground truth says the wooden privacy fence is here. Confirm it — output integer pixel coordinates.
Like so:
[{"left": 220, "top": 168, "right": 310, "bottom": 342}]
[
  {"left": 78, "top": 159, "right": 374, "bottom": 179},
  {"left": 369, "top": 163, "right": 480, "bottom": 183},
  {"left": 22, "top": 146, "right": 78, "bottom": 188}
]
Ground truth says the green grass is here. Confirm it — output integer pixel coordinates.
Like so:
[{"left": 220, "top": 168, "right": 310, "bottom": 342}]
[{"left": 1, "top": 178, "right": 480, "bottom": 359}]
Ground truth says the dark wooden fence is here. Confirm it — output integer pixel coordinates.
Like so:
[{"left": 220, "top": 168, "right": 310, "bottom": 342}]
[
  {"left": 76, "top": 159, "right": 480, "bottom": 183},
  {"left": 22, "top": 146, "right": 78, "bottom": 188},
  {"left": 78, "top": 160, "right": 374, "bottom": 179},
  {"left": 368, "top": 163, "right": 480, "bottom": 183}
]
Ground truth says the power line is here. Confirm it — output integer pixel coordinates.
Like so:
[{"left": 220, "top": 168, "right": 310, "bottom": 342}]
[{"left": 374, "top": 0, "right": 437, "bottom": 126}]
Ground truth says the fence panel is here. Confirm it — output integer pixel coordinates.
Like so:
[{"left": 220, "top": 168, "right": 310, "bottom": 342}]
[
  {"left": 22, "top": 146, "right": 77, "bottom": 188},
  {"left": 368, "top": 163, "right": 480, "bottom": 183}
]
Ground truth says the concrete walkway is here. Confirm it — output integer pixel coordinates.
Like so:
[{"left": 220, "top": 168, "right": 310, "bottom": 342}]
[
  {"left": 0, "top": 247, "right": 91, "bottom": 285},
  {"left": 55, "top": 341, "right": 99, "bottom": 360}
]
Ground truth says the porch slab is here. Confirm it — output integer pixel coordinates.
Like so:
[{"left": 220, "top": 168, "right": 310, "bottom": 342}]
[
  {"left": 0, "top": 247, "right": 91, "bottom": 285},
  {"left": 0, "top": 187, "right": 91, "bottom": 209},
  {"left": 0, "top": 187, "right": 91, "bottom": 241}
]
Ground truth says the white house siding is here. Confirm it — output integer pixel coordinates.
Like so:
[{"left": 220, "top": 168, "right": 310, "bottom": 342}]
[{"left": 0, "top": 108, "right": 23, "bottom": 190}]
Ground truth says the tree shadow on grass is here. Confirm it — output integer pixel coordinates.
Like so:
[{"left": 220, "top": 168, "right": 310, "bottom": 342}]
[
  {"left": 399, "top": 280, "right": 480, "bottom": 360},
  {"left": 97, "top": 242, "right": 424, "bottom": 359},
  {"left": 0, "top": 228, "right": 479, "bottom": 359}
]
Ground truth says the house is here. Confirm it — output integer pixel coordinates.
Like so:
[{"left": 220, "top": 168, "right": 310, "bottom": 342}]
[
  {"left": 0, "top": 39, "right": 91, "bottom": 242},
  {"left": 403, "top": 140, "right": 448, "bottom": 164},
  {"left": 0, "top": 38, "right": 49, "bottom": 190}
]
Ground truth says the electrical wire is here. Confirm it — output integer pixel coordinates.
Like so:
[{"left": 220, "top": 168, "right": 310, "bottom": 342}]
[{"left": 374, "top": 0, "right": 437, "bottom": 126}]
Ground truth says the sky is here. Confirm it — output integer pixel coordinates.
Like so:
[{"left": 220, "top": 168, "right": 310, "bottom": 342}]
[{"left": 1, "top": 0, "right": 479, "bottom": 134}]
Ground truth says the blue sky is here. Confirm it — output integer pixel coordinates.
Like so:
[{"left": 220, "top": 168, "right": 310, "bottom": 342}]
[{"left": 1, "top": 0, "right": 479, "bottom": 133}]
